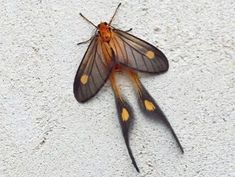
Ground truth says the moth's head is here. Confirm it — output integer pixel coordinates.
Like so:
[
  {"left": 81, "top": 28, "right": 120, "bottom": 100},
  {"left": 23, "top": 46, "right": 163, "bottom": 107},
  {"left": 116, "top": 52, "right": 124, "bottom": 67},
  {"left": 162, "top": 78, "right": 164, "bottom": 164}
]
[
  {"left": 98, "top": 22, "right": 111, "bottom": 42},
  {"left": 97, "top": 22, "right": 110, "bottom": 30}
]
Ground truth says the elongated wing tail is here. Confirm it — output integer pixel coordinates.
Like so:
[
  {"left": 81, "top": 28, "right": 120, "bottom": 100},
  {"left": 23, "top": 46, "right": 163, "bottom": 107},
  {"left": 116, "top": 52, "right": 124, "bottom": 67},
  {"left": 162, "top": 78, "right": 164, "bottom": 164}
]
[
  {"left": 115, "top": 96, "right": 140, "bottom": 172},
  {"left": 136, "top": 81, "right": 184, "bottom": 153}
]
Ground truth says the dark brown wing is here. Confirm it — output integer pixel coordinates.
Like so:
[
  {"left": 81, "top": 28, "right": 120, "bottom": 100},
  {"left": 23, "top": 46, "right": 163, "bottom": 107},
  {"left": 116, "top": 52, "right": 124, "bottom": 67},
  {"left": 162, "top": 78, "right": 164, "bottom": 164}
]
[
  {"left": 73, "top": 36, "right": 115, "bottom": 103},
  {"left": 110, "top": 29, "right": 169, "bottom": 73}
]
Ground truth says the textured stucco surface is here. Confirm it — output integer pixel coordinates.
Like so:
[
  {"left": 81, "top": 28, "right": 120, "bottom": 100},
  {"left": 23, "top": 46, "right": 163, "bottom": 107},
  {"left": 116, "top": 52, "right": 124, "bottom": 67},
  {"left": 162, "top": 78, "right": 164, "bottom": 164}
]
[{"left": 0, "top": 0, "right": 234, "bottom": 177}]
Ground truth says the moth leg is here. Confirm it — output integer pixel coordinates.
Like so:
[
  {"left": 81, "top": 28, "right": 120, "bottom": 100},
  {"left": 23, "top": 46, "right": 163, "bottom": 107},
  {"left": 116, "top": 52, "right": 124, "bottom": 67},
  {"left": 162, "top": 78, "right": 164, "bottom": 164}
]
[
  {"left": 109, "top": 72, "right": 140, "bottom": 172},
  {"left": 127, "top": 69, "right": 184, "bottom": 153},
  {"left": 77, "top": 36, "right": 93, "bottom": 46},
  {"left": 112, "top": 28, "right": 132, "bottom": 32},
  {"left": 124, "top": 28, "right": 133, "bottom": 33}
]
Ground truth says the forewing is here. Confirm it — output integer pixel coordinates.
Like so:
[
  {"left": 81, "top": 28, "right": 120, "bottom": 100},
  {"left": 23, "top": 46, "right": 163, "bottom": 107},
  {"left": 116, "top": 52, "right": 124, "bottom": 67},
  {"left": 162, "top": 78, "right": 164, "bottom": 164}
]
[
  {"left": 73, "top": 36, "right": 115, "bottom": 103},
  {"left": 110, "top": 29, "right": 169, "bottom": 73}
]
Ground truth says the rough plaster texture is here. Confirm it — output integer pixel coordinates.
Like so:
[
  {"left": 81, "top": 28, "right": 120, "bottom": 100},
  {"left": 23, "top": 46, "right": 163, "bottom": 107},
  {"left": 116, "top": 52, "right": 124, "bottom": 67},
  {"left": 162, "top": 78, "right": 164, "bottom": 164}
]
[{"left": 0, "top": 0, "right": 234, "bottom": 177}]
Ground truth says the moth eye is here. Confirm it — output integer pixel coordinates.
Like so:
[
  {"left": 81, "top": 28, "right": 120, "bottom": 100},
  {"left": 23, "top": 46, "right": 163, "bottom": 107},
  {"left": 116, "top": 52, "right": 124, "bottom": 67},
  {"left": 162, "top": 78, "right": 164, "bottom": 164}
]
[{"left": 104, "top": 22, "right": 108, "bottom": 25}]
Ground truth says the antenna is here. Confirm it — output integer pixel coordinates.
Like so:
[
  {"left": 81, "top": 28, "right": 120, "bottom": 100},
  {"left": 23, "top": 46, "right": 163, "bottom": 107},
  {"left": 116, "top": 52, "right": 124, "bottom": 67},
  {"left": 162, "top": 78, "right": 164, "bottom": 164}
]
[
  {"left": 80, "top": 13, "right": 97, "bottom": 28},
  {"left": 109, "top": 3, "right": 121, "bottom": 25}
]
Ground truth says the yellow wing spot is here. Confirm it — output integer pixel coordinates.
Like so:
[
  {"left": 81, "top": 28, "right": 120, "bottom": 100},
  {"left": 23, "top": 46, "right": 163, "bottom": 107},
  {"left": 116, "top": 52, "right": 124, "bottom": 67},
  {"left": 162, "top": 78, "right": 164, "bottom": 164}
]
[
  {"left": 145, "top": 51, "right": 155, "bottom": 59},
  {"left": 80, "top": 74, "right": 89, "bottom": 85},
  {"left": 121, "top": 108, "right": 129, "bottom": 121},
  {"left": 144, "top": 100, "right": 155, "bottom": 111}
]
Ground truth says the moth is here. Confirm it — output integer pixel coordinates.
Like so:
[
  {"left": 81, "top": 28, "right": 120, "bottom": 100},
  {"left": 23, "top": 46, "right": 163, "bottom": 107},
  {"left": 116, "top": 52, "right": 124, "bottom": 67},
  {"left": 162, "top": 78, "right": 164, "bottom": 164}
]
[{"left": 73, "top": 3, "right": 184, "bottom": 172}]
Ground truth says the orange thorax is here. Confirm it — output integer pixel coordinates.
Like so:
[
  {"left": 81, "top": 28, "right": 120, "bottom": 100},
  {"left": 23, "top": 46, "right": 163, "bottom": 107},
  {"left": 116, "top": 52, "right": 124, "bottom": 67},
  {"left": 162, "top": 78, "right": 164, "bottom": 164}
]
[{"left": 98, "top": 22, "right": 111, "bottom": 42}]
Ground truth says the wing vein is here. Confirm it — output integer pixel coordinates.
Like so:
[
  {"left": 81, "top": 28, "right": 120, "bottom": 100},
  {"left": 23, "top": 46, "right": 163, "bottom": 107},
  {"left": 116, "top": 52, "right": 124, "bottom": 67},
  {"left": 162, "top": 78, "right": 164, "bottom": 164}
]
[
  {"left": 95, "top": 57, "right": 104, "bottom": 80},
  {"left": 113, "top": 36, "right": 127, "bottom": 63},
  {"left": 141, "top": 54, "right": 148, "bottom": 71},
  {"left": 118, "top": 35, "right": 146, "bottom": 57}
]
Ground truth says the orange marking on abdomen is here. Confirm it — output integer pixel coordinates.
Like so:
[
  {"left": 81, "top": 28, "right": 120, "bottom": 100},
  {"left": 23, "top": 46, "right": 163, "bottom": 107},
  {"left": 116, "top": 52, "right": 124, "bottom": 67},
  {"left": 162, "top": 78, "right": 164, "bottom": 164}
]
[{"left": 114, "top": 65, "right": 121, "bottom": 72}]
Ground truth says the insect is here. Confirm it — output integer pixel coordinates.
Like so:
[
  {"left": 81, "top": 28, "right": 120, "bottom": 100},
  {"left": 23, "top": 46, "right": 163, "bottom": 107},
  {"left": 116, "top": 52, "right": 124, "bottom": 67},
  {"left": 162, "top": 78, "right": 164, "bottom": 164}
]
[{"left": 73, "top": 3, "right": 184, "bottom": 172}]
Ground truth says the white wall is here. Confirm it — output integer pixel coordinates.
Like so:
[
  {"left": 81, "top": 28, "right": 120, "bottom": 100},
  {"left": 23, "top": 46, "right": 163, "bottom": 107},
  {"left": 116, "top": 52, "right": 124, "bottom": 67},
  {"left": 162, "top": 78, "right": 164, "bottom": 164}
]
[{"left": 0, "top": 0, "right": 234, "bottom": 177}]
